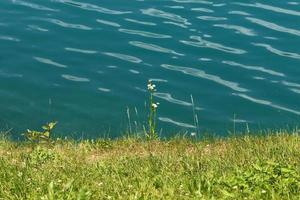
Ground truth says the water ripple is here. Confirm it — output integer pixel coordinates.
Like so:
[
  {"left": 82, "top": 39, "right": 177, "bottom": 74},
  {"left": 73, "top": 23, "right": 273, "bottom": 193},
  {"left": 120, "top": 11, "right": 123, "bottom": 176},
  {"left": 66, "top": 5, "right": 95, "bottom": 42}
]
[
  {"left": 264, "top": 36, "right": 279, "bottom": 40},
  {"left": 234, "top": 2, "right": 300, "bottom": 17},
  {"left": 163, "top": 21, "right": 188, "bottom": 29},
  {"left": 0, "top": 35, "right": 20, "bottom": 42},
  {"left": 288, "top": 2, "right": 299, "bottom": 5},
  {"left": 197, "top": 16, "right": 227, "bottom": 21},
  {"left": 55, "top": 0, "right": 131, "bottom": 14},
  {"left": 27, "top": 25, "right": 49, "bottom": 32},
  {"left": 65, "top": 47, "right": 98, "bottom": 54},
  {"left": 98, "top": 87, "right": 111, "bottom": 92},
  {"left": 102, "top": 52, "right": 142, "bottom": 63},
  {"left": 96, "top": 19, "right": 121, "bottom": 27},
  {"left": 228, "top": 10, "right": 251, "bottom": 16},
  {"left": 213, "top": 24, "right": 256, "bottom": 36},
  {"left": 199, "top": 58, "right": 212, "bottom": 61},
  {"left": 154, "top": 92, "right": 192, "bottom": 106},
  {"left": 253, "top": 76, "right": 265, "bottom": 80},
  {"left": 119, "top": 28, "right": 172, "bottom": 39},
  {"left": 281, "top": 81, "right": 300, "bottom": 94},
  {"left": 233, "top": 93, "right": 300, "bottom": 116},
  {"left": 191, "top": 7, "right": 214, "bottom": 13},
  {"left": 165, "top": 5, "right": 185, "bottom": 9},
  {"left": 141, "top": 8, "right": 190, "bottom": 25},
  {"left": 290, "top": 88, "right": 300, "bottom": 94},
  {"left": 34, "top": 57, "right": 67, "bottom": 68},
  {"left": 172, "top": 0, "right": 212, "bottom": 5},
  {"left": 107, "top": 65, "right": 118, "bottom": 69},
  {"left": 124, "top": 18, "right": 156, "bottom": 26},
  {"left": 12, "top": 0, "right": 59, "bottom": 12},
  {"left": 159, "top": 117, "right": 196, "bottom": 128},
  {"left": 129, "top": 41, "right": 184, "bottom": 56},
  {"left": 180, "top": 36, "right": 247, "bottom": 54},
  {"left": 282, "top": 81, "right": 300, "bottom": 88},
  {"left": 213, "top": 3, "right": 226, "bottom": 7},
  {"left": 0, "top": 71, "right": 23, "bottom": 78},
  {"left": 161, "top": 64, "right": 248, "bottom": 92},
  {"left": 129, "top": 69, "right": 140, "bottom": 74},
  {"left": 47, "top": 18, "right": 92, "bottom": 30},
  {"left": 61, "top": 74, "right": 90, "bottom": 82},
  {"left": 222, "top": 60, "right": 285, "bottom": 77},
  {"left": 252, "top": 43, "right": 300, "bottom": 60},
  {"left": 150, "top": 78, "right": 168, "bottom": 83},
  {"left": 246, "top": 17, "right": 300, "bottom": 37}
]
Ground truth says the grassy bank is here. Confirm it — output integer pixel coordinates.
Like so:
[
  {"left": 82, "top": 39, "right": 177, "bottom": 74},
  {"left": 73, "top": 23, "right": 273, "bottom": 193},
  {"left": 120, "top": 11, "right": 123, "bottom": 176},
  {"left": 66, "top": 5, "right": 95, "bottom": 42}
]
[{"left": 0, "top": 132, "right": 300, "bottom": 199}]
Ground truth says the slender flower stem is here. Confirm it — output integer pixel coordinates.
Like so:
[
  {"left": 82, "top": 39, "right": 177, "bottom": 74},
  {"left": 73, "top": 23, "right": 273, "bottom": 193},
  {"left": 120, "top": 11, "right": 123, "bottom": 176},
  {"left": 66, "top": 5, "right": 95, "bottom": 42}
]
[{"left": 147, "top": 80, "right": 158, "bottom": 139}]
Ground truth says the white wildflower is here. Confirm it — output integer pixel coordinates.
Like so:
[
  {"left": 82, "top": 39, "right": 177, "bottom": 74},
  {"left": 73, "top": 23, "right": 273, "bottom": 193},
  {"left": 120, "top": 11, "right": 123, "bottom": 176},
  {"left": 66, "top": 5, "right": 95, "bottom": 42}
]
[
  {"left": 152, "top": 103, "right": 158, "bottom": 109},
  {"left": 147, "top": 83, "right": 156, "bottom": 91},
  {"left": 191, "top": 132, "right": 196, "bottom": 137}
]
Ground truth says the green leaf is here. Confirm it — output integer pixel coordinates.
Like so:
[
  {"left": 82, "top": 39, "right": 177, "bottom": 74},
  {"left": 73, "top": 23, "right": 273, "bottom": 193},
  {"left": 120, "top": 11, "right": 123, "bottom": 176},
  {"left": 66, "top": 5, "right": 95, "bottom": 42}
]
[
  {"left": 44, "top": 131, "right": 50, "bottom": 138},
  {"left": 48, "top": 122, "right": 57, "bottom": 130}
]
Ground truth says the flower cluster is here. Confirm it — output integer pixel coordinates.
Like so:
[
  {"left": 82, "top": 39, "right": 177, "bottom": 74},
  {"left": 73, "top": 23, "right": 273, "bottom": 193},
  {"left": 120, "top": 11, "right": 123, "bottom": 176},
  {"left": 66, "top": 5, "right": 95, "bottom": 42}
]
[
  {"left": 151, "top": 102, "right": 159, "bottom": 109},
  {"left": 147, "top": 81, "right": 156, "bottom": 92}
]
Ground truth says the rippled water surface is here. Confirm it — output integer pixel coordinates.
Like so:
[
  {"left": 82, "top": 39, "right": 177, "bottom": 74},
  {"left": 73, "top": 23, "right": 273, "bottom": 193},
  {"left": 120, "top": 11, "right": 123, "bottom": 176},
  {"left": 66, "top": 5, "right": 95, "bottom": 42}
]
[{"left": 1, "top": 0, "right": 300, "bottom": 138}]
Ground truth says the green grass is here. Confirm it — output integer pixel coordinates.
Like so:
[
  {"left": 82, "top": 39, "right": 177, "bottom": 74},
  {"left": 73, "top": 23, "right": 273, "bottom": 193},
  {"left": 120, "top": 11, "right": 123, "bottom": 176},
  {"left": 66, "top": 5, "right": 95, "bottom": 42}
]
[{"left": 1, "top": 131, "right": 300, "bottom": 199}]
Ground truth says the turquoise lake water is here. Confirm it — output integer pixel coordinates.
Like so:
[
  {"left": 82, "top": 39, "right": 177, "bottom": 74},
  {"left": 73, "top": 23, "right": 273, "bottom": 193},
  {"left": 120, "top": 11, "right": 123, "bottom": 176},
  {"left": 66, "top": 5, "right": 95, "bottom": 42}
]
[{"left": 1, "top": 0, "right": 300, "bottom": 138}]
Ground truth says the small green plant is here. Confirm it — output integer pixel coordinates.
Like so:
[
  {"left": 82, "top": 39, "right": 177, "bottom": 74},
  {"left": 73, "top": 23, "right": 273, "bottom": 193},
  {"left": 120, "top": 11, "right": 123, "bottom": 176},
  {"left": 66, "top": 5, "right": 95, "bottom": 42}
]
[
  {"left": 26, "top": 146, "right": 57, "bottom": 166},
  {"left": 23, "top": 122, "right": 57, "bottom": 143},
  {"left": 146, "top": 80, "right": 159, "bottom": 139}
]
